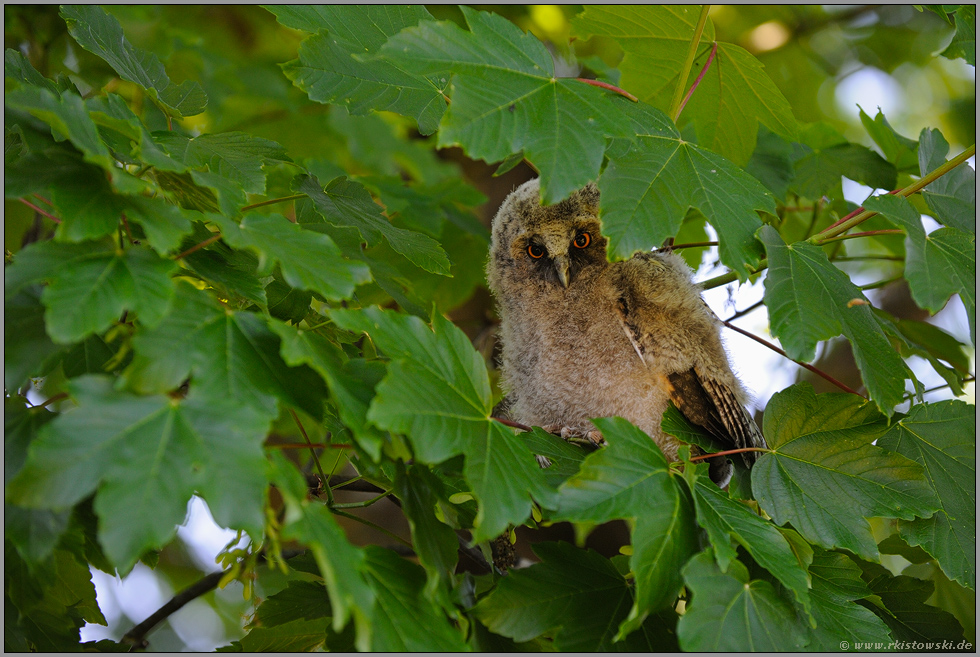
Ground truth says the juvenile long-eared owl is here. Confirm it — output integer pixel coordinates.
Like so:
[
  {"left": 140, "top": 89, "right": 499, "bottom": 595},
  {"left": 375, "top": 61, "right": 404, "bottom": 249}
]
[{"left": 487, "top": 178, "right": 766, "bottom": 484}]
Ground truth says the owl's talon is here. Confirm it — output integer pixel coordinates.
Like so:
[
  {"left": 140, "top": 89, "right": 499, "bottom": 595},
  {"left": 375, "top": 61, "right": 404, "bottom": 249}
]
[{"left": 535, "top": 454, "right": 553, "bottom": 469}]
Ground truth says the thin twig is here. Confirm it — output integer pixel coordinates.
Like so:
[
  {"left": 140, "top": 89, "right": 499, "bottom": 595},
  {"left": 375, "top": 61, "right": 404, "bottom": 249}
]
[
  {"left": 290, "top": 409, "right": 331, "bottom": 505},
  {"left": 723, "top": 320, "right": 867, "bottom": 398},
  {"left": 575, "top": 78, "right": 638, "bottom": 102},
  {"left": 675, "top": 41, "right": 718, "bottom": 120},
  {"left": 331, "top": 508, "right": 413, "bottom": 548},
  {"left": 36, "top": 392, "right": 69, "bottom": 408},
  {"left": 268, "top": 442, "right": 329, "bottom": 450},
  {"left": 670, "top": 4, "right": 711, "bottom": 121},
  {"left": 173, "top": 233, "right": 221, "bottom": 260},
  {"left": 724, "top": 299, "right": 765, "bottom": 322},
  {"left": 121, "top": 569, "right": 228, "bottom": 648},
  {"left": 700, "top": 259, "right": 768, "bottom": 291},
  {"left": 18, "top": 198, "right": 62, "bottom": 223}
]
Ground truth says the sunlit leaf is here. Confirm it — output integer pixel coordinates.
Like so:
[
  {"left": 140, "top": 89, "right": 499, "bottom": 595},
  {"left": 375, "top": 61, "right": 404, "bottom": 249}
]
[{"left": 752, "top": 384, "right": 941, "bottom": 559}]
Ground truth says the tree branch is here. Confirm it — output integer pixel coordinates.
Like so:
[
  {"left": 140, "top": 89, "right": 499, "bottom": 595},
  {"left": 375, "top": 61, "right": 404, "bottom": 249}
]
[{"left": 121, "top": 569, "right": 228, "bottom": 648}]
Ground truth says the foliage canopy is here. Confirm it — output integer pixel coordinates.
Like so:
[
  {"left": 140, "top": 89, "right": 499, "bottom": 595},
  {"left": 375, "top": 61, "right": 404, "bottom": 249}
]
[{"left": 4, "top": 4, "right": 975, "bottom": 652}]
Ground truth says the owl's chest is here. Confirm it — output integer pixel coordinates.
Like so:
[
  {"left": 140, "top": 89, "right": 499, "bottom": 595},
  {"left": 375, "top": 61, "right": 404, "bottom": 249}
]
[{"left": 502, "top": 278, "right": 663, "bottom": 423}]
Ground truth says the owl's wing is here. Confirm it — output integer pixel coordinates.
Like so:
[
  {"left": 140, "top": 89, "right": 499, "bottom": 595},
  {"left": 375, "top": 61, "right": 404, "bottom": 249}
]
[{"left": 665, "top": 368, "right": 766, "bottom": 467}]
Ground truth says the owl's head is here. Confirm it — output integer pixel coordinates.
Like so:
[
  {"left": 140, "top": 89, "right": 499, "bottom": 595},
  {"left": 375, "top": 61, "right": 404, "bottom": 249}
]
[{"left": 488, "top": 178, "right": 608, "bottom": 291}]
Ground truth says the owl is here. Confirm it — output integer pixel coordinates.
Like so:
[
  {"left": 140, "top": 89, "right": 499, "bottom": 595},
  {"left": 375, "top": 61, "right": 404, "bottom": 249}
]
[{"left": 486, "top": 178, "right": 766, "bottom": 484}]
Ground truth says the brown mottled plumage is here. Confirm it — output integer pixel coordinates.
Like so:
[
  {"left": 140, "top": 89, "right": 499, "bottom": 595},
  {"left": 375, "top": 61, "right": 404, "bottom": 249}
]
[{"left": 487, "top": 178, "right": 766, "bottom": 485}]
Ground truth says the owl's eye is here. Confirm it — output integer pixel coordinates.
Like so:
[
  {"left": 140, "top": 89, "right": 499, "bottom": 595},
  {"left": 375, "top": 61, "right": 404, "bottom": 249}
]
[
  {"left": 573, "top": 232, "right": 591, "bottom": 249},
  {"left": 527, "top": 243, "right": 546, "bottom": 259}
]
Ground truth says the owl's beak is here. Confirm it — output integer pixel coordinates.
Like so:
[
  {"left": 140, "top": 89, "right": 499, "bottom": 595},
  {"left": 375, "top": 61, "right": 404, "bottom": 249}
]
[{"left": 554, "top": 256, "right": 571, "bottom": 288}]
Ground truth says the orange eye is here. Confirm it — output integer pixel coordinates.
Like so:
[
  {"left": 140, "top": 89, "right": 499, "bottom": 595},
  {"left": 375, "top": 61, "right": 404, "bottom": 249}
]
[
  {"left": 573, "top": 232, "right": 591, "bottom": 249},
  {"left": 527, "top": 243, "right": 545, "bottom": 259}
]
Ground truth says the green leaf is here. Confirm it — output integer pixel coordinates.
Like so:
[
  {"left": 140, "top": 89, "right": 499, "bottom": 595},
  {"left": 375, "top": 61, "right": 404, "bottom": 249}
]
[
  {"left": 48, "top": 168, "right": 125, "bottom": 242},
  {"left": 859, "top": 107, "right": 920, "bottom": 172},
  {"left": 60, "top": 5, "right": 207, "bottom": 117},
  {"left": 124, "top": 282, "right": 328, "bottom": 419},
  {"left": 271, "top": 5, "right": 446, "bottom": 135},
  {"left": 856, "top": 560, "right": 966, "bottom": 642},
  {"left": 683, "top": 42, "right": 799, "bottom": 166},
  {"left": 752, "top": 384, "right": 941, "bottom": 559},
  {"left": 791, "top": 123, "right": 897, "bottom": 199},
  {"left": 268, "top": 451, "right": 374, "bottom": 649},
  {"left": 238, "top": 618, "right": 329, "bottom": 652},
  {"left": 917, "top": 128, "right": 976, "bottom": 234},
  {"left": 877, "top": 401, "right": 976, "bottom": 590},
  {"left": 179, "top": 224, "right": 267, "bottom": 306},
  {"left": 4, "top": 240, "right": 176, "bottom": 344},
  {"left": 212, "top": 211, "right": 371, "bottom": 301},
  {"left": 253, "top": 580, "right": 332, "bottom": 628},
  {"left": 661, "top": 401, "right": 726, "bottom": 454},
  {"left": 520, "top": 427, "right": 588, "bottom": 490},
  {"left": 552, "top": 417, "right": 697, "bottom": 634},
  {"left": 330, "top": 307, "right": 553, "bottom": 542},
  {"left": 6, "top": 375, "right": 274, "bottom": 571},
  {"left": 573, "top": 7, "right": 798, "bottom": 165},
  {"left": 362, "top": 546, "right": 469, "bottom": 651},
  {"left": 570, "top": 5, "right": 714, "bottom": 112},
  {"left": 804, "top": 548, "right": 893, "bottom": 650},
  {"left": 122, "top": 195, "right": 194, "bottom": 255},
  {"left": 474, "top": 541, "right": 644, "bottom": 651},
  {"left": 269, "top": 320, "right": 387, "bottom": 460},
  {"left": 4, "top": 49, "right": 61, "bottom": 95},
  {"left": 759, "top": 226, "right": 914, "bottom": 413},
  {"left": 5, "top": 86, "right": 114, "bottom": 171},
  {"left": 4, "top": 287, "right": 64, "bottom": 390},
  {"left": 294, "top": 174, "right": 450, "bottom": 276},
  {"left": 376, "top": 6, "right": 632, "bottom": 204},
  {"left": 863, "top": 193, "right": 975, "bottom": 344},
  {"left": 601, "top": 101, "right": 773, "bottom": 277},
  {"left": 392, "top": 464, "right": 459, "bottom": 597},
  {"left": 941, "top": 5, "right": 976, "bottom": 65},
  {"left": 691, "top": 475, "right": 812, "bottom": 615},
  {"left": 677, "top": 550, "right": 807, "bottom": 651},
  {"left": 152, "top": 131, "right": 289, "bottom": 194}
]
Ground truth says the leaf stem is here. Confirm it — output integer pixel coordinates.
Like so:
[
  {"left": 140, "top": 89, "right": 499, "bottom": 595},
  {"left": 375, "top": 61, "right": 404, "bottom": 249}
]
[
  {"left": 240, "top": 194, "right": 305, "bottom": 212},
  {"left": 120, "top": 212, "right": 136, "bottom": 245},
  {"left": 816, "top": 229, "right": 904, "bottom": 245},
  {"left": 688, "top": 446, "right": 769, "bottom": 462},
  {"left": 663, "top": 240, "right": 719, "bottom": 250},
  {"left": 675, "top": 41, "right": 717, "bottom": 120},
  {"left": 18, "top": 198, "right": 62, "bottom": 223},
  {"left": 267, "top": 442, "right": 329, "bottom": 450},
  {"left": 723, "top": 320, "right": 867, "bottom": 398},
  {"left": 811, "top": 144, "right": 976, "bottom": 243},
  {"left": 574, "top": 78, "right": 638, "bottom": 102},
  {"left": 670, "top": 4, "right": 712, "bottom": 121},
  {"left": 289, "top": 408, "right": 331, "bottom": 505},
  {"left": 331, "top": 508, "right": 413, "bottom": 548},
  {"left": 700, "top": 258, "right": 768, "bottom": 290},
  {"left": 173, "top": 233, "right": 221, "bottom": 260}
]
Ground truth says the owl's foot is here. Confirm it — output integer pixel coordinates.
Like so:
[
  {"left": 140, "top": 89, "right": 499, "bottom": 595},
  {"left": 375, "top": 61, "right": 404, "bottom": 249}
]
[{"left": 542, "top": 425, "right": 606, "bottom": 449}]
